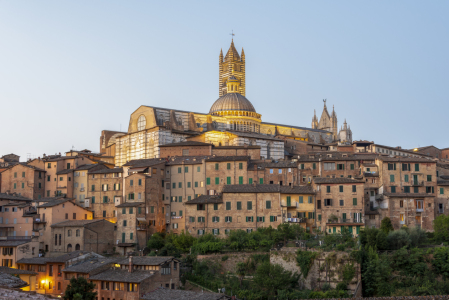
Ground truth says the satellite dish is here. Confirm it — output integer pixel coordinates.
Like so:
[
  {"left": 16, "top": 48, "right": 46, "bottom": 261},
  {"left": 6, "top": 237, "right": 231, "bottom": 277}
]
[{"left": 222, "top": 288, "right": 226, "bottom": 293}]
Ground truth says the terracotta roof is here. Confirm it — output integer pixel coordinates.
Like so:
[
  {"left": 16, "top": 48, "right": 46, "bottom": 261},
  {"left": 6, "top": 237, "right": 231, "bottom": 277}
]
[
  {"left": 0, "top": 240, "right": 30, "bottom": 247},
  {"left": 123, "top": 159, "right": 167, "bottom": 168},
  {"left": 313, "top": 177, "right": 364, "bottom": 184},
  {"left": 143, "top": 287, "right": 230, "bottom": 300},
  {"left": 377, "top": 156, "right": 435, "bottom": 163},
  {"left": 159, "top": 141, "right": 212, "bottom": 147},
  {"left": 362, "top": 163, "right": 378, "bottom": 167},
  {"left": 248, "top": 161, "right": 297, "bottom": 170},
  {"left": 0, "top": 272, "right": 28, "bottom": 288},
  {"left": 185, "top": 195, "right": 223, "bottom": 205},
  {"left": 166, "top": 156, "right": 208, "bottom": 165},
  {"left": 214, "top": 145, "right": 261, "bottom": 149},
  {"left": 0, "top": 193, "right": 32, "bottom": 201},
  {"left": 205, "top": 156, "right": 249, "bottom": 162},
  {"left": 116, "top": 202, "right": 145, "bottom": 207},
  {"left": 222, "top": 184, "right": 315, "bottom": 194},
  {"left": 296, "top": 153, "right": 377, "bottom": 162},
  {"left": 51, "top": 219, "right": 103, "bottom": 228},
  {"left": 75, "top": 164, "right": 104, "bottom": 171},
  {"left": 63, "top": 257, "right": 121, "bottom": 274},
  {"left": 89, "top": 168, "right": 123, "bottom": 174},
  {"left": 383, "top": 193, "right": 434, "bottom": 198},
  {"left": 0, "top": 266, "right": 37, "bottom": 275},
  {"left": 437, "top": 180, "right": 449, "bottom": 186},
  {"left": 89, "top": 269, "right": 154, "bottom": 283},
  {"left": 118, "top": 256, "right": 176, "bottom": 266},
  {"left": 37, "top": 198, "right": 74, "bottom": 208}
]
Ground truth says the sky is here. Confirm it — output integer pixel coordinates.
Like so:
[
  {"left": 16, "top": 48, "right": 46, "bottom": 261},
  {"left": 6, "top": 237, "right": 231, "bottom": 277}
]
[{"left": 0, "top": 1, "right": 448, "bottom": 161}]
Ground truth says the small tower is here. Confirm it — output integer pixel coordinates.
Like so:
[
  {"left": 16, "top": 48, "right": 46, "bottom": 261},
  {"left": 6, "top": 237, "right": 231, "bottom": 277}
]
[
  {"left": 311, "top": 110, "right": 318, "bottom": 129},
  {"left": 219, "top": 39, "right": 246, "bottom": 97},
  {"left": 338, "top": 119, "right": 353, "bottom": 144},
  {"left": 331, "top": 105, "right": 338, "bottom": 140}
]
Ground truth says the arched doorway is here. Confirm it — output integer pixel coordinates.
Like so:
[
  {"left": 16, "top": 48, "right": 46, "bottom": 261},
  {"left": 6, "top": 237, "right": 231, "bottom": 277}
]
[{"left": 67, "top": 244, "right": 72, "bottom": 252}]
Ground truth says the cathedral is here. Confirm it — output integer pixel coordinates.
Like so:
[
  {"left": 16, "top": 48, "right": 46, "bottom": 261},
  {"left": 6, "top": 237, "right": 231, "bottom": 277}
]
[{"left": 101, "top": 40, "right": 353, "bottom": 166}]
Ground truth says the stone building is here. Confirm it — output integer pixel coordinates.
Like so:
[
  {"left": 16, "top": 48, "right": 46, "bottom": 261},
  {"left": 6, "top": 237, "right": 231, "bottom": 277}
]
[
  {"left": 0, "top": 194, "right": 36, "bottom": 238},
  {"left": 101, "top": 41, "right": 339, "bottom": 167},
  {"left": 185, "top": 184, "right": 290, "bottom": 237},
  {"left": 86, "top": 167, "right": 123, "bottom": 222},
  {"left": 0, "top": 164, "right": 46, "bottom": 200},
  {"left": 313, "top": 177, "right": 365, "bottom": 235},
  {"left": 247, "top": 161, "right": 299, "bottom": 186},
  {"left": 435, "top": 180, "right": 449, "bottom": 217},
  {"left": 89, "top": 256, "right": 180, "bottom": 300},
  {"left": 0, "top": 240, "right": 38, "bottom": 269},
  {"left": 35, "top": 198, "right": 93, "bottom": 254},
  {"left": 375, "top": 157, "right": 437, "bottom": 231},
  {"left": 44, "top": 156, "right": 94, "bottom": 198},
  {"left": 50, "top": 219, "right": 115, "bottom": 254},
  {"left": 116, "top": 202, "right": 145, "bottom": 255},
  {"left": 73, "top": 164, "right": 108, "bottom": 207}
]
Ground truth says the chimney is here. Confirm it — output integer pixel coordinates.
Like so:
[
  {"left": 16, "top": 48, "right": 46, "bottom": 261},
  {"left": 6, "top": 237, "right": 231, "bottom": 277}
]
[{"left": 128, "top": 256, "right": 133, "bottom": 273}]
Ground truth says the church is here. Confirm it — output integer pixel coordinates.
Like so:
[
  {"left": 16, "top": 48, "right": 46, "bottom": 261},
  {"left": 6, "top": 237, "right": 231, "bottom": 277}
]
[{"left": 101, "top": 40, "right": 353, "bottom": 166}]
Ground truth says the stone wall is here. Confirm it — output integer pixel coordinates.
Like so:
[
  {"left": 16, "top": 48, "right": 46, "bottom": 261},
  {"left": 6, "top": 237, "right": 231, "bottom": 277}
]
[
  {"left": 270, "top": 247, "right": 360, "bottom": 293},
  {"left": 197, "top": 252, "right": 268, "bottom": 273}
]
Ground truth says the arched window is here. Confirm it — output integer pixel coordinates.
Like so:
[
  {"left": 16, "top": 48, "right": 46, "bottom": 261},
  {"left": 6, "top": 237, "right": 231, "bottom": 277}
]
[
  {"left": 67, "top": 244, "right": 72, "bottom": 252},
  {"left": 67, "top": 230, "right": 72, "bottom": 237},
  {"left": 75, "top": 244, "right": 80, "bottom": 251},
  {"left": 76, "top": 229, "right": 80, "bottom": 237},
  {"left": 137, "top": 115, "right": 146, "bottom": 131}
]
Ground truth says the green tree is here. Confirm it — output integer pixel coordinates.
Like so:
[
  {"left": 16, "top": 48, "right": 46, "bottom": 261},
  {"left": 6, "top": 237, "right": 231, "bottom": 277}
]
[
  {"left": 380, "top": 217, "right": 394, "bottom": 234},
  {"left": 63, "top": 277, "right": 96, "bottom": 300},
  {"left": 170, "top": 231, "right": 196, "bottom": 252},
  {"left": 147, "top": 232, "right": 165, "bottom": 250},
  {"left": 253, "top": 262, "right": 299, "bottom": 298},
  {"left": 433, "top": 215, "right": 449, "bottom": 242}
]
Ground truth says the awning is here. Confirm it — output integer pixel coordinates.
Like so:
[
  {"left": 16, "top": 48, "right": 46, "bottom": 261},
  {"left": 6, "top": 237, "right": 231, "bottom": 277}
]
[{"left": 137, "top": 218, "right": 146, "bottom": 222}]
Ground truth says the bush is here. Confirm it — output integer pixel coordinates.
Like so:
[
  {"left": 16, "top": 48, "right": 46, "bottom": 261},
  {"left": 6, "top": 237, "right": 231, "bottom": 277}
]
[
  {"left": 321, "top": 283, "right": 331, "bottom": 291},
  {"left": 434, "top": 215, "right": 449, "bottom": 242},
  {"left": 296, "top": 250, "right": 319, "bottom": 278},
  {"left": 380, "top": 217, "right": 394, "bottom": 234},
  {"left": 387, "top": 229, "right": 410, "bottom": 250},
  {"left": 336, "top": 282, "right": 347, "bottom": 291},
  {"left": 221, "top": 255, "right": 229, "bottom": 262},
  {"left": 336, "top": 244, "right": 345, "bottom": 251}
]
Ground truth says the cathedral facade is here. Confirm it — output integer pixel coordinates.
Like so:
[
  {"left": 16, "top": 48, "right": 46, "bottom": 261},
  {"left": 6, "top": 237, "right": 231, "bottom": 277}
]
[{"left": 102, "top": 41, "right": 352, "bottom": 166}]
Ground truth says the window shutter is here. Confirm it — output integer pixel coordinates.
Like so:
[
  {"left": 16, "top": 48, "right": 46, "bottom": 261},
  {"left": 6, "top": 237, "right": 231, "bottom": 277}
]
[
  {"left": 343, "top": 213, "right": 346, "bottom": 220},
  {"left": 299, "top": 196, "right": 303, "bottom": 203}
]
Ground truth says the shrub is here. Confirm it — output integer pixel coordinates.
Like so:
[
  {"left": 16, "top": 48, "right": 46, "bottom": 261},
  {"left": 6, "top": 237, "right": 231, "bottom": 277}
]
[
  {"left": 336, "top": 282, "right": 347, "bottom": 291},
  {"left": 296, "top": 250, "right": 319, "bottom": 278},
  {"left": 387, "top": 229, "right": 410, "bottom": 250},
  {"left": 336, "top": 244, "right": 345, "bottom": 251},
  {"left": 221, "top": 255, "right": 229, "bottom": 262},
  {"left": 380, "top": 217, "right": 394, "bottom": 234}
]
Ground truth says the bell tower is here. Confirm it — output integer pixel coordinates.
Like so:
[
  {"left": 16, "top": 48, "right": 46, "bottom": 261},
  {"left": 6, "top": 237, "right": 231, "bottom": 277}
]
[{"left": 219, "top": 39, "right": 245, "bottom": 97}]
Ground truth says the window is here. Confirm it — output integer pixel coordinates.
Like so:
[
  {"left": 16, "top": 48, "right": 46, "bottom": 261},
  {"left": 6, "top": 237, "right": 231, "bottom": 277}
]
[
  {"left": 308, "top": 196, "right": 312, "bottom": 204},
  {"left": 206, "top": 178, "right": 210, "bottom": 185},
  {"left": 197, "top": 217, "right": 205, "bottom": 222},
  {"left": 187, "top": 182, "right": 191, "bottom": 188},
  {"left": 391, "top": 186, "right": 396, "bottom": 193},
  {"left": 212, "top": 216, "right": 219, "bottom": 222},
  {"left": 239, "top": 176, "right": 243, "bottom": 184},
  {"left": 326, "top": 186, "right": 331, "bottom": 193},
  {"left": 215, "top": 163, "right": 219, "bottom": 170},
  {"left": 266, "top": 201, "right": 271, "bottom": 209},
  {"left": 195, "top": 181, "right": 198, "bottom": 187},
  {"left": 350, "top": 164, "right": 354, "bottom": 170},
  {"left": 227, "top": 163, "right": 231, "bottom": 170},
  {"left": 415, "top": 164, "right": 420, "bottom": 171},
  {"left": 172, "top": 182, "right": 176, "bottom": 189},
  {"left": 405, "top": 175, "right": 409, "bottom": 182},
  {"left": 414, "top": 186, "right": 419, "bottom": 193},
  {"left": 178, "top": 167, "right": 182, "bottom": 174},
  {"left": 227, "top": 177, "right": 231, "bottom": 184},
  {"left": 339, "top": 186, "right": 343, "bottom": 192},
  {"left": 226, "top": 202, "right": 231, "bottom": 210},
  {"left": 337, "top": 164, "right": 345, "bottom": 170},
  {"left": 404, "top": 186, "right": 410, "bottom": 193},
  {"left": 246, "top": 201, "right": 253, "bottom": 210},
  {"left": 270, "top": 169, "right": 273, "bottom": 174},
  {"left": 178, "top": 182, "right": 182, "bottom": 188},
  {"left": 239, "top": 163, "right": 243, "bottom": 169},
  {"left": 402, "top": 163, "right": 410, "bottom": 171},
  {"left": 259, "top": 178, "right": 263, "bottom": 184},
  {"left": 278, "top": 169, "right": 282, "bottom": 174},
  {"left": 246, "top": 216, "right": 254, "bottom": 222},
  {"left": 390, "top": 175, "right": 395, "bottom": 182},
  {"left": 339, "top": 200, "right": 344, "bottom": 206},
  {"left": 67, "top": 230, "right": 72, "bottom": 237},
  {"left": 298, "top": 196, "right": 303, "bottom": 203},
  {"left": 323, "top": 163, "right": 335, "bottom": 170},
  {"left": 236, "top": 201, "right": 242, "bottom": 210},
  {"left": 388, "top": 163, "right": 396, "bottom": 170},
  {"left": 123, "top": 220, "right": 127, "bottom": 226},
  {"left": 269, "top": 216, "right": 278, "bottom": 222},
  {"left": 313, "top": 163, "right": 316, "bottom": 170},
  {"left": 300, "top": 164, "right": 305, "bottom": 170},
  {"left": 184, "top": 166, "right": 188, "bottom": 173},
  {"left": 225, "top": 216, "right": 232, "bottom": 222},
  {"left": 353, "top": 198, "right": 357, "bottom": 205},
  {"left": 427, "top": 175, "right": 432, "bottom": 182},
  {"left": 324, "top": 199, "right": 332, "bottom": 206},
  {"left": 352, "top": 185, "right": 356, "bottom": 192},
  {"left": 441, "top": 188, "right": 445, "bottom": 195},
  {"left": 215, "top": 177, "right": 219, "bottom": 185}
]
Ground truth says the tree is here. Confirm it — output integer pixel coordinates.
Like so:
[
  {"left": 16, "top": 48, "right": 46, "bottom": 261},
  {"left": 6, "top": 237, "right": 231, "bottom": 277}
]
[
  {"left": 147, "top": 232, "right": 165, "bottom": 250},
  {"left": 253, "top": 262, "right": 299, "bottom": 298},
  {"left": 433, "top": 215, "right": 449, "bottom": 242},
  {"left": 63, "top": 277, "right": 96, "bottom": 300},
  {"left": 380, "top": 217, "right": 394, "bottom": 234}
]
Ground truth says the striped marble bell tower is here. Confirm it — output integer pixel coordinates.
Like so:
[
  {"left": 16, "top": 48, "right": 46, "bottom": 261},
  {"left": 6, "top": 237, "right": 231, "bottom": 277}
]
[{"left": 219, "top": 39, "right": 246, "bottom": 97}]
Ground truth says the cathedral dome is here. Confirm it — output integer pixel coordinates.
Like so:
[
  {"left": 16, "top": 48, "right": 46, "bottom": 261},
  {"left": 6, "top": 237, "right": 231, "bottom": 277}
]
[{"left": 209, "top": 93, "right": 256, "bottom": 114}]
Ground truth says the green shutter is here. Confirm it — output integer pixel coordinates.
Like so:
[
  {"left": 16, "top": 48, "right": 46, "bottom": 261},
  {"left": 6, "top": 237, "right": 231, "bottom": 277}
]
[
  {"left": 185, "top": 166, "right": 188, "bottom": 173},
  {"left": 313, "top": 163, "right": 316, "bottom": 170},
  {"left": 215, "top": 177, "right": 219, "bottom": 185},
  {"left": 122, "top": 208, "right": 126, "bottom": 214},
  {"left": 226, "top": 202, "right": 231, "bottom": 210},
  {"left": 249, "top": 178, "right": 253, "bottom": 184},
  {"left": 227, "top": 163, "right": 231, "bottom": 170},
  {"left": 390, "top": 175, "right": 395, "bottom": 182},
  {"left": 247, "top": 201, "right": 252, "bottom": 210},
  {"left": 266, "top": 201, "right": 271, "bottom": 209},
  {"left": 130, "top": 233, "right": 133, "bottom": 240},
  {"left": 286, "top": 196, "right": 291, "bottom": 206},
  {"left": 215, "top": 163, "right": 219, "bottom": 170},
  {"left": 308, "top": 196, "right": 312, "bottom": 203},
  {"left": 239, "top": 176, "right": 243, "bottom": 184},
  {"left": 259, "top": 178, "right": 263, "bottom": 184},
  {"left": 91, "top": 196, "right": 95, "bottom": 204},
  {"left": 237, "top": 202, "right": 242, "bottom": 210},
  {"left": 206, "top": 178, "right": 210, "bottom": 185},
  {"left": 179, "top": 196, "right": 182, "bottom": 202},
  {"left": 342, "top": 213, "right": 346, "bottom": 220},
  {"left": 405, "top": 175, "right": 409, "bottom": 182},
  {"left": 415, "top": 163, "right": 419, "bottom": 171},
  {"left": 353, "top": 198, "right": 357, "bottom": 205},
  {"left": 318, "top": 214, "right": 321, "bottom": 221},
  {"left": 214, "top": 203, "right": 218, "bottom": 210},
  {"left": 441, "top": 188, "right": 444, "bottom": 195},
  {"left": 299, "top": 196, "right": 303, "bottom": 203},
  {"left": 350, "top": 164, "right": 354, "bottom": 170},
  {"left": 92, "top": 185, "right": 95, "bottom": 191},
  {"left": 227, "top": 177, "right": 231, "bottom": 184},
  {"left": 239, "top": 163, "right": 243, "bottom": 169}
]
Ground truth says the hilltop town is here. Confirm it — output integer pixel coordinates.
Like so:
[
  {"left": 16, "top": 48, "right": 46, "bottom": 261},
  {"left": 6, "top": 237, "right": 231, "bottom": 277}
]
[{"left": 1, "top": 41, "right": 448, "bottom": 299}]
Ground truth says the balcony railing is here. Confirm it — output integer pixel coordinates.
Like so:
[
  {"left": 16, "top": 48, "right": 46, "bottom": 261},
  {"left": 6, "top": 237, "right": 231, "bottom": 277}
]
[
  {"left": 412, "top": 181, "right": 424, "bottom": 186},
  {"left": 137, "top": 225, "right": 147, "bottom": 230},
  {"left": 416, "top": 208, "right": 424, "bottom": 213},
  {"left": 400, "top": 221, "right": 405, "bottom": 225},
  {"left": 284, "top": 217, "right": 307, "bottom": 223}
]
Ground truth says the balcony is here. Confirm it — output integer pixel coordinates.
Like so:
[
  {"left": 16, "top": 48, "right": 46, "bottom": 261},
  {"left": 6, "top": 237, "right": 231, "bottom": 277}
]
[
  {"left": 23, "top": 208, "right": 37, "bottom": 217},
  {"left": 400, "top": 221, "right": 405, "bottom": 225},
  {"left": 375, "top": 194, "right": 384, "bottom": 201},
  {"left": 284, "top": 217, "right": 307, "bottom": 223},
  {"left": 416, "top": 208, "right": 424, "bottom": 213},
  {"left": 137, "top": 224, "right": 147, "bottom": 231},
  {"left": 412, "top": 181, "right": 424, "bottom": 186},
  {"left": 80, "top": 188, "right": 85, "bottom": 192}
]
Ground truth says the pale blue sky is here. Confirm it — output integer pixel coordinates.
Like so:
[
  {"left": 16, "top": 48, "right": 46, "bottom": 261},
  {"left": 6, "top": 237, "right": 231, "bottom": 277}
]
[{"left": 1, "top": 1, "right": 448, "bottom": 161}]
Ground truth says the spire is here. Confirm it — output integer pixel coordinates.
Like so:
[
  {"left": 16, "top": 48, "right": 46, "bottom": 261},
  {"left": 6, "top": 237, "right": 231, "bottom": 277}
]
[
  {"left": 219, "top": 49, "right": 223, "bottom": 61},
  {"left": 225, "top": 39, "right": 240, "bottom": 61},
  {"left": 241, "top": 47, "right": 245, "bottom": 58}
]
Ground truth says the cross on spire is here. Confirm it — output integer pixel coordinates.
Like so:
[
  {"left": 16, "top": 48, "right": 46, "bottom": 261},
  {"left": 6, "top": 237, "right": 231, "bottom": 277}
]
[{"left": 230, "top": 30, "right": 235, "bottom": 40}]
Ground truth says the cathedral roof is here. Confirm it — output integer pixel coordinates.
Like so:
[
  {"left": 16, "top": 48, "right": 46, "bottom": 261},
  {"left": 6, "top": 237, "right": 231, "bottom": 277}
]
[{"left": 209, "top": 93, "right": 256, "bottom": 114}]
